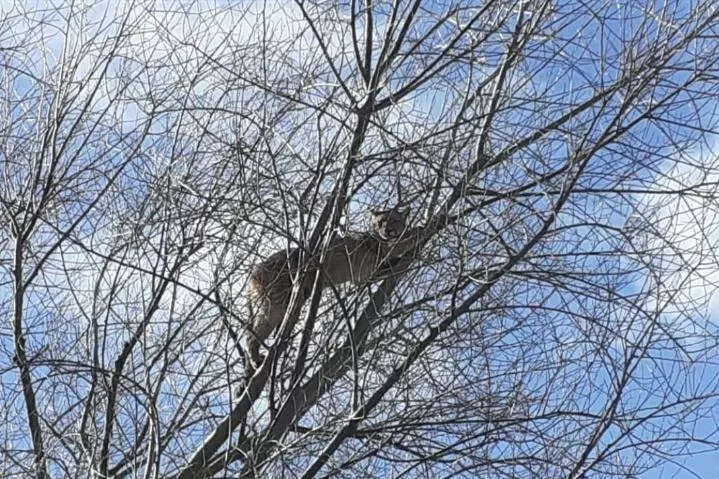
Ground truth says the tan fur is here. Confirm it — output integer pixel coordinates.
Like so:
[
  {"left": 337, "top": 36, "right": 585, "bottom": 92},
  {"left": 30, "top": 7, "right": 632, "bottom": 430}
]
[{"left": 244, "top": 208, "right": 415, "bottom": 375}]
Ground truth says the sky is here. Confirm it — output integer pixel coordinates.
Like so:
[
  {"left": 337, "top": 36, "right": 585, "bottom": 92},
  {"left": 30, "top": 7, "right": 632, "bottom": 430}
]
[{"left": 1, "top": 0, "right": 719, "bottom": 477}]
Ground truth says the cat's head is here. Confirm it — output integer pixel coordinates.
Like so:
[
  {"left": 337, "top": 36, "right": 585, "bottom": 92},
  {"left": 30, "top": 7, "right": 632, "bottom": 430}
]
[{"left": 370, "top": 207, "right": 410, "bottom": 241}]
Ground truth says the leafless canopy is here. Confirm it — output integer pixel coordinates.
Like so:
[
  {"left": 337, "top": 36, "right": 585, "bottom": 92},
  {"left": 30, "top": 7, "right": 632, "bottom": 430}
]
[{"left": 2, "top": 0, "right": 719, "bottom": 478}]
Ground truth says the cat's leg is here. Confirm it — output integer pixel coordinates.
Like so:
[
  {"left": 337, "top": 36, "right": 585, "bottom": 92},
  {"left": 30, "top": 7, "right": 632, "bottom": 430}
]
[
  {"left": 245, "top": 296, "right": 270, "bottom": 380},
  {"left": 245, "top": 298, "right": 288, "bottom": 380}
]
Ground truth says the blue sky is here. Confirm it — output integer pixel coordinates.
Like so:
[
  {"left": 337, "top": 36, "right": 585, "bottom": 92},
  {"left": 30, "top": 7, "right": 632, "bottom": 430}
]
[{"left": 1, "top": 0, "right": 719, "bottom": 477}]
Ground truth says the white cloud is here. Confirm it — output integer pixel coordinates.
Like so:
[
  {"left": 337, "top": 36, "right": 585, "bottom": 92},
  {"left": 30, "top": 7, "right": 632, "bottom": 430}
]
[{"left": 628, "top": 140, "right": 719, "bottom": 339}]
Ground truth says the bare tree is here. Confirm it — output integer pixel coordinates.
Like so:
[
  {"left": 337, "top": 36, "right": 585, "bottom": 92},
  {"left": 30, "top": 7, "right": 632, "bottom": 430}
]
[{"left": 2, "top": 0, "right": 719, "bottom": 478}]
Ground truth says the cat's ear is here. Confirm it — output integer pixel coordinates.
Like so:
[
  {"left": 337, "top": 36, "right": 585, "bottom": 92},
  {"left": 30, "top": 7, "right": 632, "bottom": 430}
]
[
  {"left": 369, "top": 210, "right": 382, "bottom": 229},
  {"left": 398, "top": 207, "right": 410, "bottom": 217}
]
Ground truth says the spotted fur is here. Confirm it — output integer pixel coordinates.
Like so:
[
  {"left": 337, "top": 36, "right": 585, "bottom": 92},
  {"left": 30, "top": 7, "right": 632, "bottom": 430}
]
[{"left": 244, "top": 208, "right": 414, "bottom": 377}]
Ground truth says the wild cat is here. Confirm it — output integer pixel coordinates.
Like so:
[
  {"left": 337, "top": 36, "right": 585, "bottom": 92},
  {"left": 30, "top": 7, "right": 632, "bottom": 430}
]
[{"left": 244, "top": 207, "right": 416, "bottom": 378}]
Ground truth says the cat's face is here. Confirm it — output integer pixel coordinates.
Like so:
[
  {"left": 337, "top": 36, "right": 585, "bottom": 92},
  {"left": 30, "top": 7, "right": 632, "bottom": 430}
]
[{"left": 370, "top": 208, "right": 410, "bottom": 241}]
